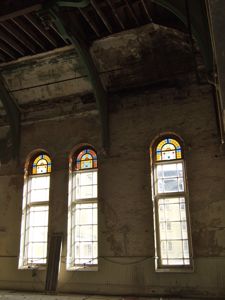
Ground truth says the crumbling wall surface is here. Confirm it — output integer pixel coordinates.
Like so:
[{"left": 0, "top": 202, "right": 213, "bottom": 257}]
[
  {"left": 0, "top": 79, "right": 225, "bottom": 298},
  {"left": 0, "top": 22, "right": 224, "bottom": 299}
]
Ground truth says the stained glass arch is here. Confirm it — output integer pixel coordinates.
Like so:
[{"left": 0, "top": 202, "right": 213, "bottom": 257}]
[
  {"left": 155, "top": 137, "right": 182, "bottom": 161},
  {"left": 75, "top": 148, "right": 97, "bottom": 171},
  {"left": 31, "top": 153, "right": 52, "bottom": 175}
]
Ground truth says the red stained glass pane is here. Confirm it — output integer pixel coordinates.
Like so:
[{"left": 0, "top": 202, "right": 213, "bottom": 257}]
[{"left": 75, "top": 148, "right": 97, "bottom": 170}]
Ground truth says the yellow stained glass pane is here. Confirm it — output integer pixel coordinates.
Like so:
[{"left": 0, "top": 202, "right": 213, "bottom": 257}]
[
  {"left": 157, "top": 139, "right": 167, "bottom": 151},
  {"left": 177, "top": 152, "right": 182, "bottom": 159},
  {"left": 170, "top": 139, "right": 181, "bottom": 148},
  {"left": 156, "top": 153, "right": 161, "bottom": 161},
  {"left": 32, "top": 154, "right": 51, "bottom": 175},
  {"left": 43, "top": 155, "right": 51, "bottom": 163}
]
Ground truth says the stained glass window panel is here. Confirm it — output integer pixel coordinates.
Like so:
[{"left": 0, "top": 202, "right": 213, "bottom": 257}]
[
  {"left": 75, "top": 149, "right": 97, "bottom": 170},
  {"left": 155, "top": 138, "right": 182, "bottom": 161},
  {"left": 32, "top": 154, "right": 51, "bottom": 174}
]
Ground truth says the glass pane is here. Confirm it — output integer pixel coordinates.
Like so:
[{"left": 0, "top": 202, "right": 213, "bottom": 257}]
[
  {"left": 168, "top": 240, "right": 183, "bottom": 258},
  {"left": 29, "top": 189, "right": 49, "bottom": 203},
  {"left": 162, "top": 150, "right": 176, "bottom": 160},
  {"left": 76, "top": 186, "right": 96, "bottom": 199},
  {"left": 164, "top": 203, "right": 180, "bottom": 221},
  {"left": 158, "top": 197, "right": 190, "bottom": 266},
  {"left": 93, "top": 242, "right": 98, "bottom": 261},
  {"left": 93, "top": 207, "right": 97, "bottom": 224},
  {"left": 93, "top": 225, "right": 98, "bottom": 241},
  {"left": 81, "top": 242, "right": 93, "bottom": 258},
  {"left": 76, "top": 208, "right": 93, "bottom": 225},
  {"left": 28, "top": 242, "right": 47, "bottom": 262},
  {"left": 30, "top": 176, "right": 50, "bottom": 189},
  {"left": 163, "top": 164, "right": 180, "bottom": 177},
  {"left": 29, "top": 227, "right": 48, "bottom": 243},
  {"left": 74, "top": 171, "right": 97, "bottom": 200},
  {"left": 72, "top": 203, "right": 98, "bottom": 266},
  {"left": 37, "top": 164, "right": 47, "bottom": 174},
  {"left": 167, "top": 259, "right": 184, "bottom": 265},
  {"left": 166, "top": 222, "right": 182, "bottom": 239},
  {"left": 79, "top": 225, "right": 93, "bottom": 241},
  {"left": 75, "top": 172, "right": 95, "bottom": 186},
  {"left": 29, "top": 206, "right": 49, "bottom": 226},
  {"left": 156, "top": 163, "right": 184, "bottom": 194},
  {"left": 164, "top": 179, "right": 179, "bottom": 192}
]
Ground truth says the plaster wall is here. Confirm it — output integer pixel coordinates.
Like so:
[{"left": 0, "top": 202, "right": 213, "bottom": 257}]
[{"left": 0, "top": 78, "right": 225, "bottom": 298}]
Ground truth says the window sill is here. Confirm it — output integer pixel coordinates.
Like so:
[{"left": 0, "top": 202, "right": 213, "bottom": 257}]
[
  {"left": 18, "top": 264, "right": 47, "bottom": 270},
  {"left": 155, "top": 265, "right": 194, "bottom": 273},
  {"left": 67, "top": 265, "right": 98, "bottom": 272}
]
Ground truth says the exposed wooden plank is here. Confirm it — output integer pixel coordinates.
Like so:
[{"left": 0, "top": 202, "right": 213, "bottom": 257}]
[
  {"left": 0, "top": 28, "right": 25, "bottom": 56},
  {"left": 0, "top": 21, "right": 36, "bottom": 54},
  {"left": 106, "top": 0, "right": 125, "bottom": 30},
  {"left": 45, "top": 233, "right": 62, "bottom": 292},
  {"left": 11, "top": 17, "right": 47, "bottom": 51},
  {"left": 0, "top": 41, "right": 16, "bottom": 59},
  {"left": 24, "top": 13, "right": 58, "bottom": 48},
  {"left": 90, "top": 0, "right": 113, "bottom": 33},
  {"left": 141, "top": 0, "right": 153, "bottom": 22},
  {"left": 79, "top": 8, "right": 101, "bottom": 37},
  {"left": 0, "top": 4, "right": 41, "bottom": 22},
  {"left": 0, "top": 52, "right": 6, "bottom": 62},
  {"left": 124, "top": 0, "right": 139, "bottom": 25}
]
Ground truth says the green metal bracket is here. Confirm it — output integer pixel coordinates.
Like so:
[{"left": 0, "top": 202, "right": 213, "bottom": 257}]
[
  {"left": 57, "top": 0, "right": 90, "bottom": 8},
  {"left": 40, "top": 0, "right": 109, "bottom": 152},
  {"left": 0, "top": 75, "right": 20, "bottom": 159},
  {"left": 152, "top": 0, "right": 213, "bottom": 74},
  {"left": 43, "top": 0, "right": 90, "bottom": 9}
]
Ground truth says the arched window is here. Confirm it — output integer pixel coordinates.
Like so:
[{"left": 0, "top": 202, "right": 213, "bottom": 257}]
[
  {"left": 67, "top": 147, "right": 98, "bottom": 270},
  {"left": 19, "top": 153, "right": 51, "bottom": 268},
  {"left": 151, "top": 136, "right": 192, "bottom": 270}
]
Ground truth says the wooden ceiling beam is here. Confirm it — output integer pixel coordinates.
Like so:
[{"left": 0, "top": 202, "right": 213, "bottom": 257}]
[
  {"left": 106, "top": 0, "right": 125, "bottom": 30},
  {"left": 0, "top": 21, "right": 36, "bottom": 54},
  {"left": 90, "top": 0, "right": 113, "bottom": 33},
  {"left": 79, "top": 8, "right": 101, "bottom": 37},
  {"left": 0, "top": 41, "right": 16, "bottom": 59},
  {"left": 11, "top": 17, "right": 47, "bottom": 51},
  {"left": 24, "top": 13, "right": 58, "bottom": 48},
  {"left": 141, "top": 0, "right": 153, "bottom": 22},
  {"left": 0, "top": 28, "right": 25, "bottom": 56},
  {"left": 50, "top": 24, "right": 70, "bottom": 44},
  {"left": 0, "top": 52, "right": 6, "bottom": 62},
  {"left": 0, "top": 4, "right": 41, "bottom": 22},
  {"left": 124, "top": 0, "right": 139, "bottom": 25}
]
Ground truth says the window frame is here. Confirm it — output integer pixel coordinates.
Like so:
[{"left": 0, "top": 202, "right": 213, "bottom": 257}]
[
  {"left": 150, "top": 134, "right": 193, "bottom": 272},
  {"left": 19, "top": 152, "right": 51, "bottom": 270},
  {"left": 67, "top": 146, "right": 98, "bottom": 271}
]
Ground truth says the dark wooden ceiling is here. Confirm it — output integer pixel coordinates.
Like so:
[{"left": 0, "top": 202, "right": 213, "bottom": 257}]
[{"left": 0, "top": 0, "right": 187, "bottom": 64}]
